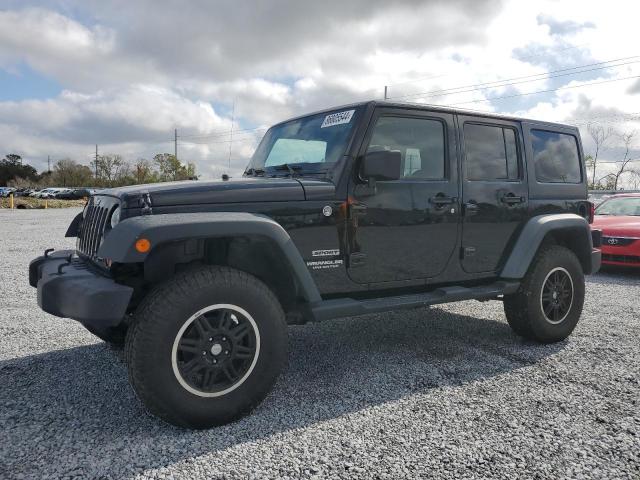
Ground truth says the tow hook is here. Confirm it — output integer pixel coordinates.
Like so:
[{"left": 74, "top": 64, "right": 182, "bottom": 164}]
[{"left": 56, "top": 254, "right": 74, "bottom": 275}]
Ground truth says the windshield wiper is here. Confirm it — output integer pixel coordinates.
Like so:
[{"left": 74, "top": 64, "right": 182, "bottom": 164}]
[
  {"left": 244, "top": 167, "right": 265, "bottom": 177},
  {"left": 272, "top": 163, "right": 303, "bottom": 177}
]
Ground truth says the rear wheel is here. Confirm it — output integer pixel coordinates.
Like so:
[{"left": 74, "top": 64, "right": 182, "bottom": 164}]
[
  {"left": 504, "top": 245, "right": 585, "bottom": 343},
  {"left": 125, "top": 266, "right": 287, "bottom": 428}
]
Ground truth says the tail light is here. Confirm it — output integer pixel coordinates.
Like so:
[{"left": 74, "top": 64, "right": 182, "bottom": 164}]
[
  {"left": 587, "top": 201, "right": 595, "bottom": 224},
  {"left": 580, "top": 201, "right": 595, "bottom": 224}
]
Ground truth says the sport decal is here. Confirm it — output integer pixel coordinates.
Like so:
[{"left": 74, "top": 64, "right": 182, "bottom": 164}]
[{"left": 312, "top": 249, "right": 340, "bottom": 257}]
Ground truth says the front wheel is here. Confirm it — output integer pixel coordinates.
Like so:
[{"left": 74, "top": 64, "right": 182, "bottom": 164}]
[
  {"left": 504, "top": 245, "right": 585, "bottom": 343},
  {"left": 125, "top": 266, "right": 287, "bottom": 428}
]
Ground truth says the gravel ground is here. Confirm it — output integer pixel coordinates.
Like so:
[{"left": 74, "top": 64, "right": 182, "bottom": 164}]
[{"left": 1, "top": 209, "right": 639, "bottom": 479}]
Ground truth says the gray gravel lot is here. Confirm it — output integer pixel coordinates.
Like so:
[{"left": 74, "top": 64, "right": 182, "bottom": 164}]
[{"left": 1, "top": 208, "right": 639, "bottom": 479}]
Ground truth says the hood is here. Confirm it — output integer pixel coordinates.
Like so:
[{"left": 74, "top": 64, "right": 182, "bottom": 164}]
[
  {"left": 592, "top": 215, "right": 640, "bottom": 237},
  {"left": 103, "top": 177, "right": 335, "bottom": 208}
]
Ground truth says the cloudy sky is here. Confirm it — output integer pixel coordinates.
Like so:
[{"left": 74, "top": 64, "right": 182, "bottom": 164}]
[{"left": 0, "top": 0, "right": 639, "bottom": 181}]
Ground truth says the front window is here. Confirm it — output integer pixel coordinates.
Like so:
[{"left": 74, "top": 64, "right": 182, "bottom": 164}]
[
  {"left": 246, "top": 107, "right": 362, "bottom": 176},
  {"left": 367, "top": 116, "right": 446, "bottom": 180},
  {"left": 596, "top": 197, "right": 640, "bottom": 216}
]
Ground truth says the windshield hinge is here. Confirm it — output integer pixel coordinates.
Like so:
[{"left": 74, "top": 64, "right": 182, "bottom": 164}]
[{"left": 140, "top": 193, "right": 153, "bottom": 215}]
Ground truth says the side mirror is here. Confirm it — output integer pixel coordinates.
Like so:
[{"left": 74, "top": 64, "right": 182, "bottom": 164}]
[{"left": 361, "top": 150, "right": 402, "bottom": 181}]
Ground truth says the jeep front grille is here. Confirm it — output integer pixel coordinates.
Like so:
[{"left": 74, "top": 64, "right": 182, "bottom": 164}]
[{"left": 77, "top": 203, "right": 110, "bottom": 258}]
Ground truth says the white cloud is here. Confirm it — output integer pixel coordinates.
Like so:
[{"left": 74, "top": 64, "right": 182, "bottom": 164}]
[{"left": 1, "top": 0, "right": 639, "bottom": 183}]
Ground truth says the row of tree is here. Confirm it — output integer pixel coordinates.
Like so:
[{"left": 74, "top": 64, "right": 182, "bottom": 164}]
[{"left": 1, "top": 153, "right": 197, "bottom": 188}]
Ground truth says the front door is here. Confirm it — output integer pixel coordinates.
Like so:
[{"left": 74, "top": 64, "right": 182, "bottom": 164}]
[
  {"left": 347, "top": 108, "right": 460, "bottom": 284},
  {"left": 459, "top": 116, "right": 529, "bottom": 273}
]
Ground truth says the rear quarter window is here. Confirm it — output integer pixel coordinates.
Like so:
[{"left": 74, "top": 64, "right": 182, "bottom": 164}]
[{"left": 531, "top": 130, "right": 581, "bottom": 183}]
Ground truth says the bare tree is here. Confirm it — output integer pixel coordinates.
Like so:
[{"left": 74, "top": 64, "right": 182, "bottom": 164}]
[
  {"left": 587, "top": 122, "right": 614, "bottom": 188},
  {"left": 90, "top": 154, "right": 124, "bottom": 184},
  {"left": 628, "top": 168, "right": 640, "bottom": 190},
  {"left": 598, "top": 131, "right": 636, "bottom": 190}
]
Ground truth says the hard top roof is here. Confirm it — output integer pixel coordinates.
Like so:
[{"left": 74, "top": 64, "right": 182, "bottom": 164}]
[{"left": 272, "top": 100, "right": 577, "bottom": 131}]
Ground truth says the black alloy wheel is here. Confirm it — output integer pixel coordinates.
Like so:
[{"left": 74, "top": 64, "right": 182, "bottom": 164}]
[
  {"left": 172, "top": 305, "right": 259, "bottom": 397},
  {"left": 540, "top": 267, "right": 574, "bottom": 324}
]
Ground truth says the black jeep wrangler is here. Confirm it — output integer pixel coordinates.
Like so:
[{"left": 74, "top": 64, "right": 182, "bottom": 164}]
[{"left": 30, "top": 101, "right": 601, "bottom": 428}]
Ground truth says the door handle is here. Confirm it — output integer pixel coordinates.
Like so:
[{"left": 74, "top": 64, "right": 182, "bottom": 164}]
[
  {"left": 464, "top": 202, "right": 479, "bottom": 216},
  {"left": 429, "top": 195, "right": 456, "bottom": 206},
  {"left": 500, "top": 193, "right": 525, "bottom": 205}
]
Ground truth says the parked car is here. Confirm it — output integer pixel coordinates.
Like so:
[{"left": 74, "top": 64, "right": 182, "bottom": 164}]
[
  {"left": 55, "top": 188, "right": 93, "bottom": 200},
  {"left": 30, "top": 100, "right": 600, "bottom": 428},
  {"left": 592, "top": 193, "right": 640, "bottom": 267},
  {"left": 52, "top": 188, "right": 73, "bottom": 199},
  {"left": 35, "top": 188, "right": 65, "bottom": 198},
  {"left": 0, "top": 187, "right": 16, "bottom": 197},
  {"left": 33, "top": 188, "right": 52, "bottom": 198},
  {"left": 14, "top": 188, "right": 34, "bottom": 197}
]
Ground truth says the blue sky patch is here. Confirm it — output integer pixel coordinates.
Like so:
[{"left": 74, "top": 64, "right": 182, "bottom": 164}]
[{"left": 0, "top": 63, "right": 62, "bottom": 102}]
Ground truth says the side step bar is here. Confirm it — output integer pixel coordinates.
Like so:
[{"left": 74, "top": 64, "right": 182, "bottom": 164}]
[{"left": 310, "top": 281, "right": 520, "bottom": 322}]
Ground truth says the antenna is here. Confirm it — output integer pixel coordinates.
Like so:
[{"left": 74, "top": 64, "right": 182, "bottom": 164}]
[{"left": 228, "top": 99, "right": 235, "bottom": 171}]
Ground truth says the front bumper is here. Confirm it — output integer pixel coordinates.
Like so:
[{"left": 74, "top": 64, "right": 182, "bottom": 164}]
[{"left": 29, "top": 249, "right": 133, "bottom": 329}]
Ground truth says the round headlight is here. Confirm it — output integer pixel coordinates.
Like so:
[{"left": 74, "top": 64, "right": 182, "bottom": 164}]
[{"left": 110, "top": 206, "right": 121, "bottom": 228}]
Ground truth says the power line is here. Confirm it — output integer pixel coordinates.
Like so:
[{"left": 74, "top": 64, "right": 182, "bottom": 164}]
[
  {"left": 178, "top": 126, "right": 267, "bottom": 139},
  {"left": 388, "top": 55, "right": 640, "bottom": 101},
  {"left": 385, "top": 43, "right": 590, "bottom": 90},
  {"left": 447, "top": 74, "right": 640, "bottom": 106},
  {"left": 178, "top": 133, "right": 263, "bottom": 146}
]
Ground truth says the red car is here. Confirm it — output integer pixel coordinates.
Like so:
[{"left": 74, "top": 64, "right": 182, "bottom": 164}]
[{"left": 592, "top": 193, "right": 640, "bottom": 267}]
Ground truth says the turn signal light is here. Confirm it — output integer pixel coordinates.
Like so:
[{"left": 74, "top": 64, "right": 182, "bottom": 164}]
[{"left": 135, "top": 238, "right": 151, "bottom": 253}]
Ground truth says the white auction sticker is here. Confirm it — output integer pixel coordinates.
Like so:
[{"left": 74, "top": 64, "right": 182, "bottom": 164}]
[{"left": 321, "top": 110, "right": 355, "bottom": 128}]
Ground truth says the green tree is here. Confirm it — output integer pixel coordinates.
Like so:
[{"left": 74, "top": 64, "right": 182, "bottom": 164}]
[
  {"left": 133, "top": 158, "right": 157, "bottom": 184},
  {"left": 153, "top": 153, "right": 197, "bottom": 181},
  {"left": 0, "top": 154, "right": 38, "bottom": 186},
  {"left": 51, "top": 159, "right": 93, "bottom": 187}
]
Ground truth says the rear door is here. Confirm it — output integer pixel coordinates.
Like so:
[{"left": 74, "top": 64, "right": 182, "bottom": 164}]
[
  {"left": 347, "top": 108, "right": 460, "bottom": 283},
  {"left": 459, "top": 116, "right": 529, "bottom": 273}
]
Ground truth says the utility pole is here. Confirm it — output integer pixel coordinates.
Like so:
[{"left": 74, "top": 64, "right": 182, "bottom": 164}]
[
  {"left": 95, "top": 144, "right": 99, "bottom": 179},
  {"left": 47, "top": 155, "right": 50, "bottom": 174},
  {"left": 384, "top": 85, "right": 388, "bottom": 100},
  {"left": 228, "top": 99, "right": 235, "bottom": 170},
  {"left": 174, "top": 128, "right": 178, "bottom": 161}
]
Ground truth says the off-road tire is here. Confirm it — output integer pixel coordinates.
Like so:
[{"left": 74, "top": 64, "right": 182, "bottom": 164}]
[
  {"left": 125, "top": 266, "right": 287, "bottom": 429},
  {"left": 503, "top": 245, "right": 585, "bottom": 343}
]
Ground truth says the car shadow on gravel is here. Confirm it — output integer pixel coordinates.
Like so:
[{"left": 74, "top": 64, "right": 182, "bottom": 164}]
[{"left": 0, "top": 306, "right": 565, "bottom": 478}]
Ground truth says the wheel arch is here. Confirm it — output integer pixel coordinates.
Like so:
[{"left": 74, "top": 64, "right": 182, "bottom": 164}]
[
  {"left": 98, "top": 212, "right": 322, "bottom": 309},
  {"left": 500, "top": 214, "right": 596, "bottom": 279}
]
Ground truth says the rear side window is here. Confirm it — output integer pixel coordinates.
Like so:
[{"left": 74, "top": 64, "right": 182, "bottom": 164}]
[
  {"left": 531, "top": 130, "right": 581, "bottom": 183},
  {"left": 464, "top": 123, "right": 520, "bottom": 181}
]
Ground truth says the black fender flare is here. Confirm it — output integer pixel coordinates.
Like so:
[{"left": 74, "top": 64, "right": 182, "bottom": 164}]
[
  {"left": 500, "top": 213, "right": 598, "bottom": 278},
  {"left": 97, "top": 212, "right": 322, "bottom": 303}
]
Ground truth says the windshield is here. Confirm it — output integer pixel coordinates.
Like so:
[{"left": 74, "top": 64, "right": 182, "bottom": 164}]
[
  {"left": 246, "top": 107, "right": 362, "bottom": 176},
  {"left": 595, "top": 197, "right": 640, "bottom": 216}
]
